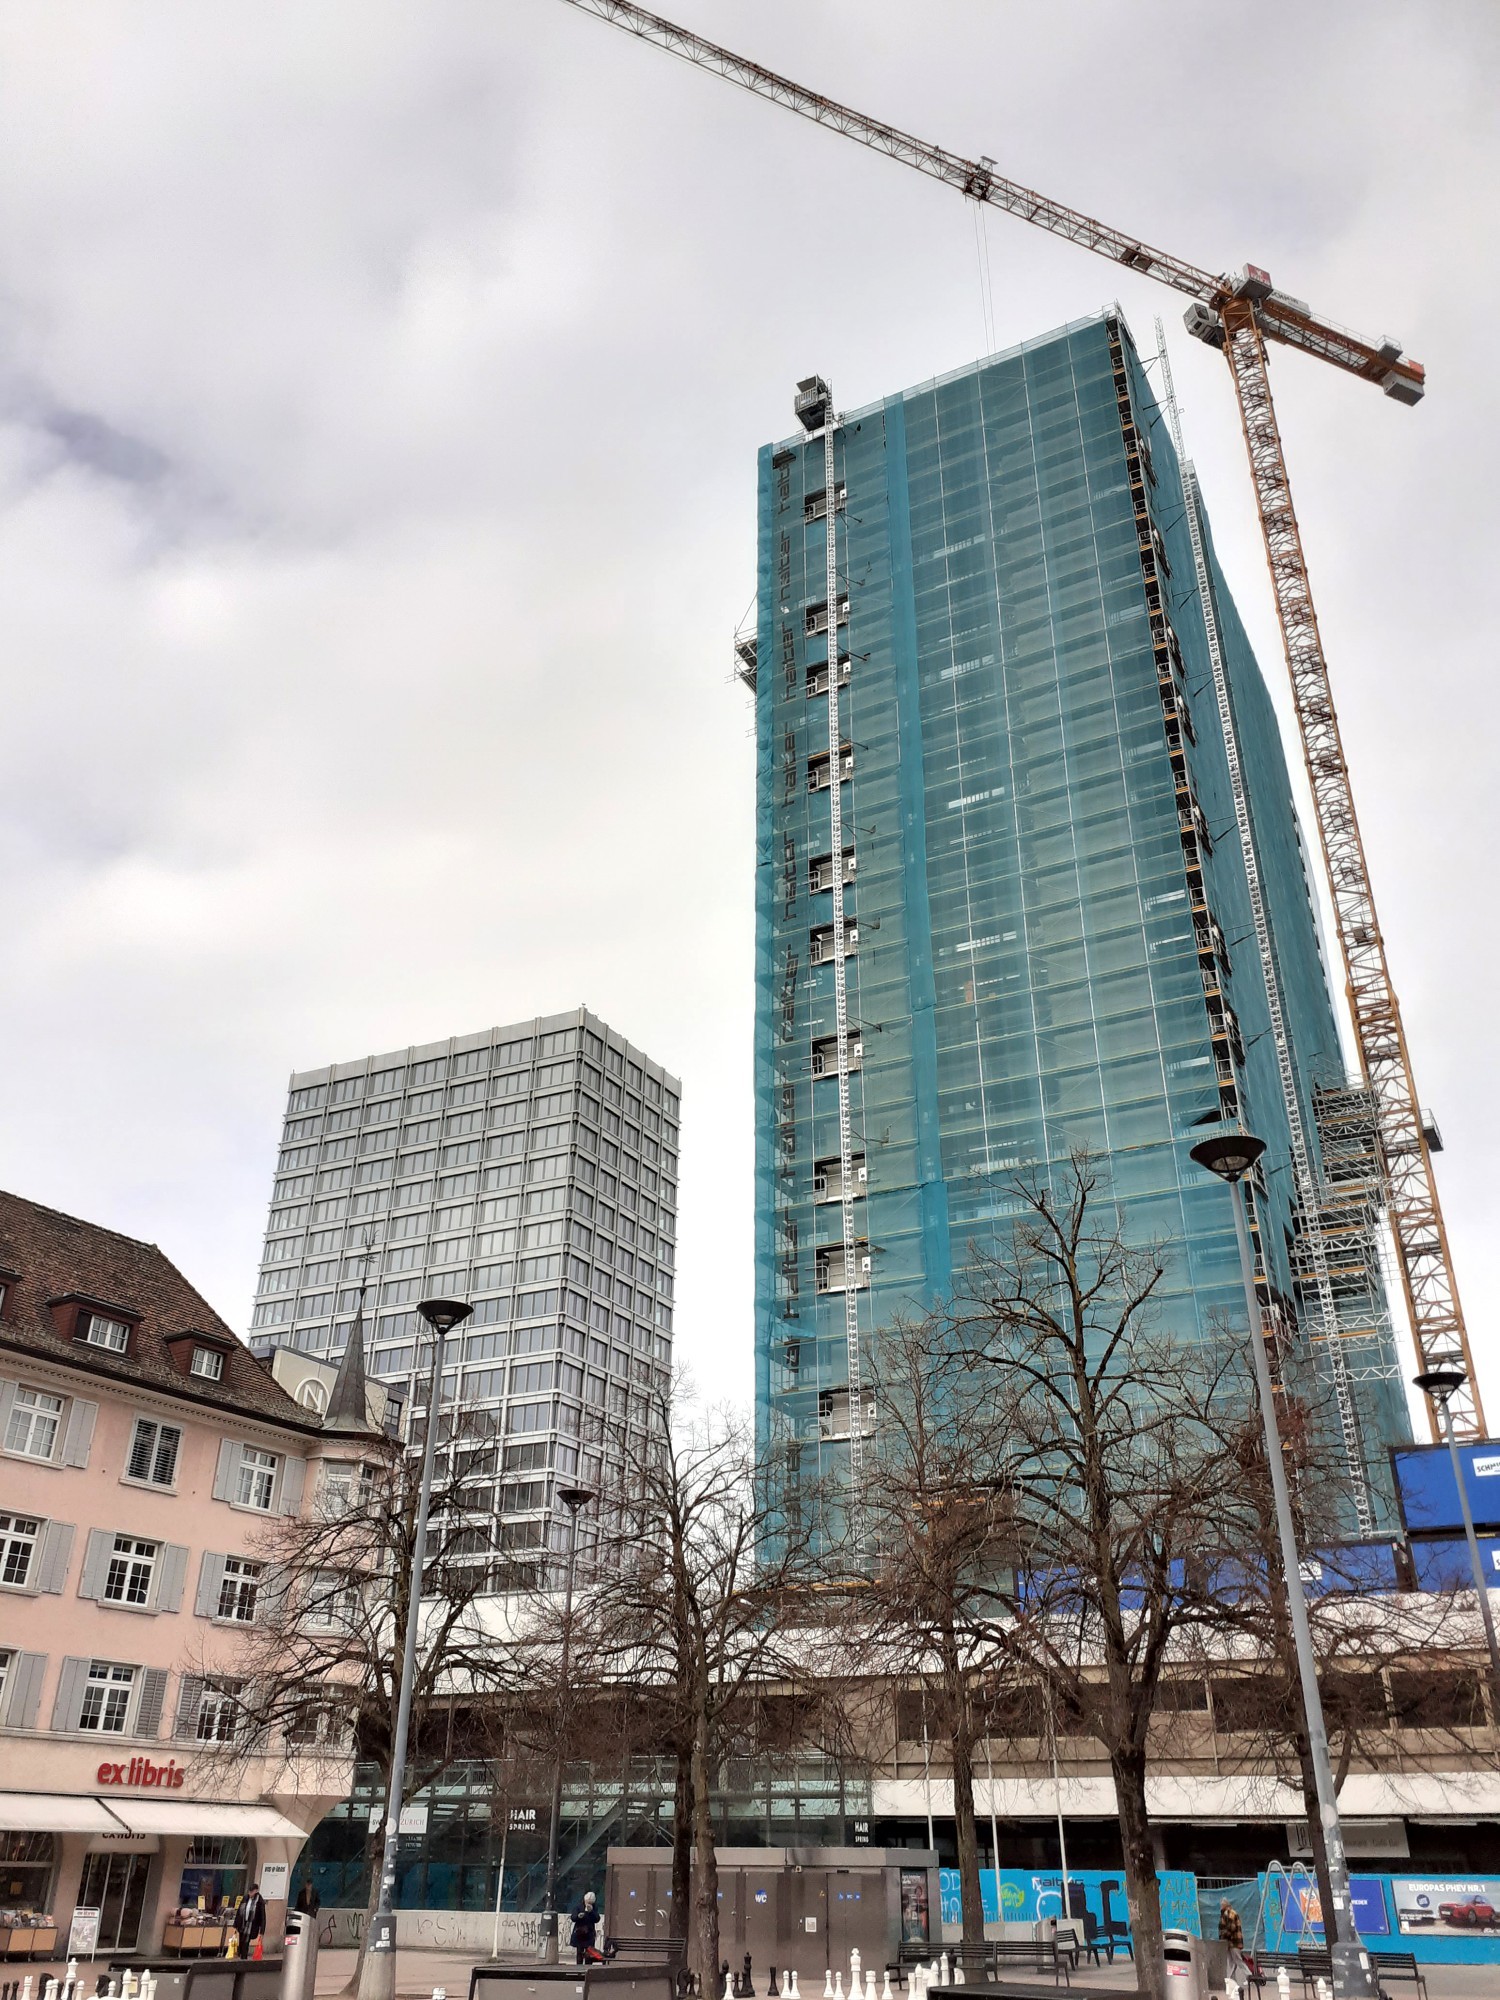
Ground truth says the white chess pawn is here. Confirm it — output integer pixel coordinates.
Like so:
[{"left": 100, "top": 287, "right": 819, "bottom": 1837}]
[
  {"left": 823, "top": 1974, "right": 834, "bottom": 2000},
  {"left": 951, "top": 1967, "right": 964, "bottom": 1988},
  {"left": 1276, "top": 1970, "right": 1291, "bottom": 2000},
  {"left": 834, "top": 1975, "right": 844, "bottom": 2000},
  {"left": 1226, "top": 1982, "right": 1240, "bottom": 2000},
  {"left": 939, "top": 1956, "right": 950, "bottom": 1990},
  {"left": 1315, "top": 1984, "right": 1330, "bottom": 2000},
  {"left": 881, "top": 1971, "right": 893, "bottom": 2000},
  {"left": 789, "top": 1976, "right": 800, "bottom": 2000}
]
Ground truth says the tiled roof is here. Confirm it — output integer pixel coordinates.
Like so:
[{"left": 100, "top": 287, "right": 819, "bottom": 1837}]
[{"left": 0, "top": 1188, "right": 317, "bottom": 1434}]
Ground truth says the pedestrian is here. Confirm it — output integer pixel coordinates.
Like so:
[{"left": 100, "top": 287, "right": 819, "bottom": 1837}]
[
  {"left": 570, "top": 1891, "right": 601, "bottom": 1966},
  {"left": 238, "top": 1882, "right": 268, "bottom": 1959},
  {"left": 295, "top": 1879, "right": 322, "bottom": 1919},
  {"left": 1218, "top": 1901, "right": 1252, "bottom": 1989}
]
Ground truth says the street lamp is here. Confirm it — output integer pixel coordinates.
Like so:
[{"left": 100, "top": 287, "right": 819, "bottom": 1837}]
[
  {"left": 1413, "top": 1368, "right": 1500, "bottom": 1701},
  {"left": 361, "top": 1296, "right": 472, "bottom": 2000},
  {"left": 540, "top": 1482, "right": 597, "bottom": 1964},
  {"left": 1191, "top": 1135, "right": 1379, "bottom": 2000}
]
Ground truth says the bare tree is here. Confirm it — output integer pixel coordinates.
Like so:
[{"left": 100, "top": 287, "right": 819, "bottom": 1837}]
[
  {"left": 1194, "top": 1393, "right": 1496, "bottom": 1929},
  {"left": 948, "top": 1154, "right": 1242, "bottom": 2000},
  {"left": 578, "top": 1386, "right": 826, "bottom": 1990},
  {"left": 199, "top": 1405, "right": 529, "bottom": 1990},
  {"left": 861, "top": 1314, "right": 1017, "bottom": 1956}
]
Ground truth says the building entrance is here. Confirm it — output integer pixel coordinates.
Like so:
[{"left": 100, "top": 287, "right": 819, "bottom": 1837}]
[{"left": 77, "top": 1853, "right": 153, "bottom": 1951}]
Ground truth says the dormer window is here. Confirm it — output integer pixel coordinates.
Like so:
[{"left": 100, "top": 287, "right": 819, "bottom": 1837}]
[
  {"left": 190, "top": 1347, "right": 225, "bottom": 1382},
  {"left": 80, "top": 1312, "right": 130, "bottom": 1353}
]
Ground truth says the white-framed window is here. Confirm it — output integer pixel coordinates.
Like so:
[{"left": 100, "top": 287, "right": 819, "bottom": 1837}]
[
  {"left": 320, "top": 1462, "right": 379, "bottom": 1515},
  {"left": 304, "top": 1570, "right": 361, "bottom": 1631},
  {"left": 79, "top": 1661, "right": 136, "bottom": 1733},
  {"left": 195, "top": 1678, "right": 242, "bottom": 1743},
  {"left": 126, "top": 1419, "right": 182, "bottom": 1488},
  {"left": 216, "top": 1556, "right": 262, "bottom": 1624},
  {"left": 190, "top": 1348, "right": 224, "bottom": 1381},
  {"left": 4, "top": 1387, "right": 64, "bottom": 1461},
  {"left": 235, "top": 1447, "right": 279, "bottom": 1511},
  {"left": 102, "top": 1535, "right": 158, "bottom": 1607},
  {"left": 0, "top": 1513, "right": 40, "bottom": 1589},
  {"left": 80, "top": 1313, "right": 131, "bottom": 1352}
]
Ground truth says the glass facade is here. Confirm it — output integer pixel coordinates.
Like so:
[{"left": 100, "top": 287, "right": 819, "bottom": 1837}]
[
  {"left": 753, "top": 312, "right": 1409, "bottom": 1534},
  {"left": 249, "top": 1007, "right": 680, "bottom": 1569}
]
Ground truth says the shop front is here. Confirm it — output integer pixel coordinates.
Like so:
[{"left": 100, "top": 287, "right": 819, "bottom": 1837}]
[{"left": 0, "top": 1790, "right": 321, "bottom": 1962}]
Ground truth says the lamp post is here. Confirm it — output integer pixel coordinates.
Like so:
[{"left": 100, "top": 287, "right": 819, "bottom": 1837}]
[
  {"left": 1190, "top": 1135, "right": 1378, "bottom": 2000},
  {"left": 361, "top": 1296, "right": 472, "bottom": 2000},
  {"left": 1413, "top": 1368, "right": 1500, "bottom": 1703},
  {"left": 540, "top": 1482, "right": 597, "bottom": 1964}
]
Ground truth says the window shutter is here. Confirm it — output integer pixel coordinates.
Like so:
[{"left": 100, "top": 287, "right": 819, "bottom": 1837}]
[
  {"left": 50, "top": 1656, "right": 91, "bottom": 1732},
  {"left": 78, "top": 1528, "right": 113, "bottom": 1600},
  {"left": 157, "top": 1544, "right": 189, "bottom": 1614},
  {"left": 3, "top": 1652, "right": 47, "bottom": 1729},
  {"left": 136, "top": 1667, "right": 169, "bottom": 1738},
  {"left": 0, "top": 1378, "right": 15, "bottom": 1439},
  {"left": 127, "top": 1419, "right": 157, "bottom": 1482},
  {"left": 194, "top": 1552, "right": 227, "bottom": 1618},
  {"left": 279, "top": 1453, "right": 306, "bottom": 1518},
  {"left": 212, "top": 1439, "right": 239, "bottom": 1502},
  {"left": 36, "top": 1521, "right": 75, "bottom": 1595},
  {"left": 173, "top": 1673, "right": 205, "bottom": 1740},
  {"left": 60, "top": 1399, "right": 99, "bottom": 1468}
]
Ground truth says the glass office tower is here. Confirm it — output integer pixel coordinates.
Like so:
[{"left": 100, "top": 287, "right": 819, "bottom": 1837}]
[
  {"left": 249, "top": 1006, "right": 680, "bottom": 1579},
  {"left": 752, "top": 311, "right": 1409, "bottom": 1532}
]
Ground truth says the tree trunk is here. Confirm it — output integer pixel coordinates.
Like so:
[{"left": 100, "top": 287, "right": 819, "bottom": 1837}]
[
  {"left": 940, "top": 1640, "right": 985, "bottom": 1954},
  {"left": 1112, "top": 1745, "right": 1165, "bottom": 2000},
  {"left": 689, "top": 1701, "right": 721, "bottom": 1995},
  {"left": 671, "top": 1749, "right": 694, "bottom": 1944},
  {"left": 342, "top": 1782, "right": 391, "bottom": 1995},
  {"left": 1293, "top": 1728, "right": 1339, "bottom": 1947}
]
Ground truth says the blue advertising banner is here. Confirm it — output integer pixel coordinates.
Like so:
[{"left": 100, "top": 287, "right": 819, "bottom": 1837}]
[
  {"left": 1274, "top": 1875, "right": 1390, "bottom": 1938},
  {"left": 938, "top": 1867, "right": 1199, "bottom": 1940}
]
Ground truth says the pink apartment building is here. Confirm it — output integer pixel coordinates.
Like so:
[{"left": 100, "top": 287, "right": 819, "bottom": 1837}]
[{"left": 0, "top": 1191, "right": 373, "bottom": 1959}]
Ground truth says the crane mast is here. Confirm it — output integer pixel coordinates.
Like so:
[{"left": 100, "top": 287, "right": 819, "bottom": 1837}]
[{"left": 553, "top": 0, "right": 1485, "bottom": 1443}]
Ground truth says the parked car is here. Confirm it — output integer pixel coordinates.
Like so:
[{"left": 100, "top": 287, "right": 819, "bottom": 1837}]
[{"left": 1438, "top": 1897, "right": 1499, "bottom": 1930}]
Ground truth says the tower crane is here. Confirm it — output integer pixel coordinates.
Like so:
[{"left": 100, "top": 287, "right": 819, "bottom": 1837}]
[{"left": 552, "top": 0, "right": 1485, "bottom": 1443}]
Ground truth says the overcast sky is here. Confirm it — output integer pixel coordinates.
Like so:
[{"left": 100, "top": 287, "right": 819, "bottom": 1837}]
[{"left": 1, "top": 1, "right": 1497, "bottom": 1425}]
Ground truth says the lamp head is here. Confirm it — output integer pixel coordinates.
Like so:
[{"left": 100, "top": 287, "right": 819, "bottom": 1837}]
[
  {"left": 1190, "top": 1133, "right": 1267, "bottom": 1183},
  {"left": 1414, "top": 1368, "right": 1467, "bottom": 1405},
  {"left": 417, "top": 1297, "right": 473, "bottom": 1338},
  {"left": 557, "top": 1483, "right": 597, "bottom": 1513}
]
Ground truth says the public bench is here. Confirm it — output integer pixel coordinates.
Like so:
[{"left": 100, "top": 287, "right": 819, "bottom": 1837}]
[{"left": 604, "top": 1936, "right": 691, "bottom": 1995}]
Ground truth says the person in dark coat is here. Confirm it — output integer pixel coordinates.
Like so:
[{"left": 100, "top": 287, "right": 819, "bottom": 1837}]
[
  {"left": 569, "top": 1892, "right": 601, "bottom": 1965},
  {"left": 237, "top": 1884, "right": 268, "bottom": 1956},
  {"left": 295, "top": 1880, "right": 322, "bottom": 1918}
]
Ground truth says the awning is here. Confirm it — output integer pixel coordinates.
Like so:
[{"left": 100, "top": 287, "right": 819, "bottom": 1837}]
[
  {"left": 0, "top": 1794, "right": 309, "bottom": 1839},
  {"left": 102, "top": 1799, "right": 308, "bottom": 1840},
  {"left": 0, "top": 1795, "right": 125, "bottom": 1833}
]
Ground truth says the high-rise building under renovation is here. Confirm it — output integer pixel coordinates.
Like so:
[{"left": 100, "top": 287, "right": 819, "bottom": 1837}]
[
  {"left": 750, "top": 310, "right": 1410, "bottom": 1533},
  {"left": 249, "top": 1007, "right": 680, "bottom": 1577}
]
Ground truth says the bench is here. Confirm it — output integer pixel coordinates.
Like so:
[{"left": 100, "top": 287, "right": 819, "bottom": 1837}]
[
  {"left": 960, "top": 1942, "right": 1073, "bottom": 1988},
  {"left": 1294, "top": 1948, "right": 1427, "bottom": 2000},
  {"left": 603, "top": 1937, "right": 690, "bottom": 1995}
]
